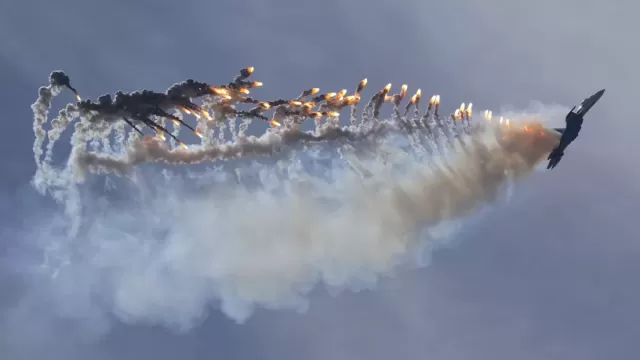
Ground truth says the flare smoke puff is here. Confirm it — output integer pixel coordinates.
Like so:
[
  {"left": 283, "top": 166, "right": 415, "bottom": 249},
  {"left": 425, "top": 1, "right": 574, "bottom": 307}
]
[
  {"left": 28, "top": 67, "right": 564, "bottom": 327},
  {"left": 49, "top": 70, "right": 81, "bottom": 101}
]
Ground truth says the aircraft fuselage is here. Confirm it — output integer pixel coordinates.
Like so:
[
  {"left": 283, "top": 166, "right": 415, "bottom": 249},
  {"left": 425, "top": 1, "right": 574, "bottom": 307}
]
[{"left": 546, "top": 89, "right": 604, "bottom": 170}]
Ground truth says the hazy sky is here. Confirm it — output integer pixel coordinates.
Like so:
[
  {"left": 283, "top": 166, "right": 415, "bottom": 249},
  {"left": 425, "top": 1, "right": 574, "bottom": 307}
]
[{"left": 1, "top": 0, "right": 639, "bottom": 359}]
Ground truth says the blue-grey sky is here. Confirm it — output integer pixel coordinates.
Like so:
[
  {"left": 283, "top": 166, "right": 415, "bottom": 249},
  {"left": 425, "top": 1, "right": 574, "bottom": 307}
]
[{"left": 2, "top": 0, "right": 639, "bottom": 359}]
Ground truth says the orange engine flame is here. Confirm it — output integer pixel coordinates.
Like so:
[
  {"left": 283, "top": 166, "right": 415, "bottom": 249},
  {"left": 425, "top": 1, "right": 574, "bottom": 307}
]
[
  {"left": 400, "top": 84, "right": 408, "bottom": 97},
  {"left": 251, "top": 81, "right": 263, "bottom": 87}
]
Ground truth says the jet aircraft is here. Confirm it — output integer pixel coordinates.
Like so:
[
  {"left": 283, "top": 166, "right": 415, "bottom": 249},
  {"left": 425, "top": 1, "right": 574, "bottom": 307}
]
[{"left": 546, "top": 89, "right": 605, "bottom": 170}]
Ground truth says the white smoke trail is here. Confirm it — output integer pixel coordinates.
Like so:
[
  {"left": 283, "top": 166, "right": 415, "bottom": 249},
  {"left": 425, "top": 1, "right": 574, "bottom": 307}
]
[
  {"left": 31, "top": 84, "right": 62, "bottom": 194},
  {"left": 25, "top": 71, "right": 564, "bottom": 333},
  {"left": 43, "top": 104, "right": 79, "bottom": 164},
  {"left": 169, "top": 109, "right": 182, "bottom": 149},
  {"left": 35, "top": 133, "right": 555, "bottom": 326}
]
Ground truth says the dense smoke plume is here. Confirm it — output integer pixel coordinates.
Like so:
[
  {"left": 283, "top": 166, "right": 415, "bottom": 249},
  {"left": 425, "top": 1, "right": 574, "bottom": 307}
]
[{"left": 25, "top": 69, "right": 562, "bottom": 330}]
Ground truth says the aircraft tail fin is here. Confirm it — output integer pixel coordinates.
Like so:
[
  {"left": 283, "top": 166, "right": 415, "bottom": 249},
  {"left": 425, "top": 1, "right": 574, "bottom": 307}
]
[{"left": 553, "top": 128, "right": 566, "bottom": 135}]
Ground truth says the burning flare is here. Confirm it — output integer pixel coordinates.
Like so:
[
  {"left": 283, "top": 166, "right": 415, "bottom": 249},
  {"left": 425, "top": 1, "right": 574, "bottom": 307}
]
[
  {"left": 410, "top": 89, "right": 421, "bottom": 103},
  {"left": 400, "top": 84, "right": 408, "bottom": 97},
  {"left": 356, "top": 78, "right": 367, "bottom": 94}
]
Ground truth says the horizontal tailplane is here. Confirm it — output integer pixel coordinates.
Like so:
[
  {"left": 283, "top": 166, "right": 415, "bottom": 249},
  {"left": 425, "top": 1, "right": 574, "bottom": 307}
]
[{"left": 546, "top": 148, "right": 564, "bottom": 170}]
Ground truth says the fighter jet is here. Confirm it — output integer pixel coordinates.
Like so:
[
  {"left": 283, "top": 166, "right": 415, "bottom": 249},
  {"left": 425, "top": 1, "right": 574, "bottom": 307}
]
[{"left": 546, "top": 89, "right": 605, "bottom": 170}]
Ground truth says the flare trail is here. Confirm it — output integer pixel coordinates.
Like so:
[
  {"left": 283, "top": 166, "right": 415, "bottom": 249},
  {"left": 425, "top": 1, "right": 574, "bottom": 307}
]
[{"left": 27, "top": 68, "right": 562, "bottom": 327}]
